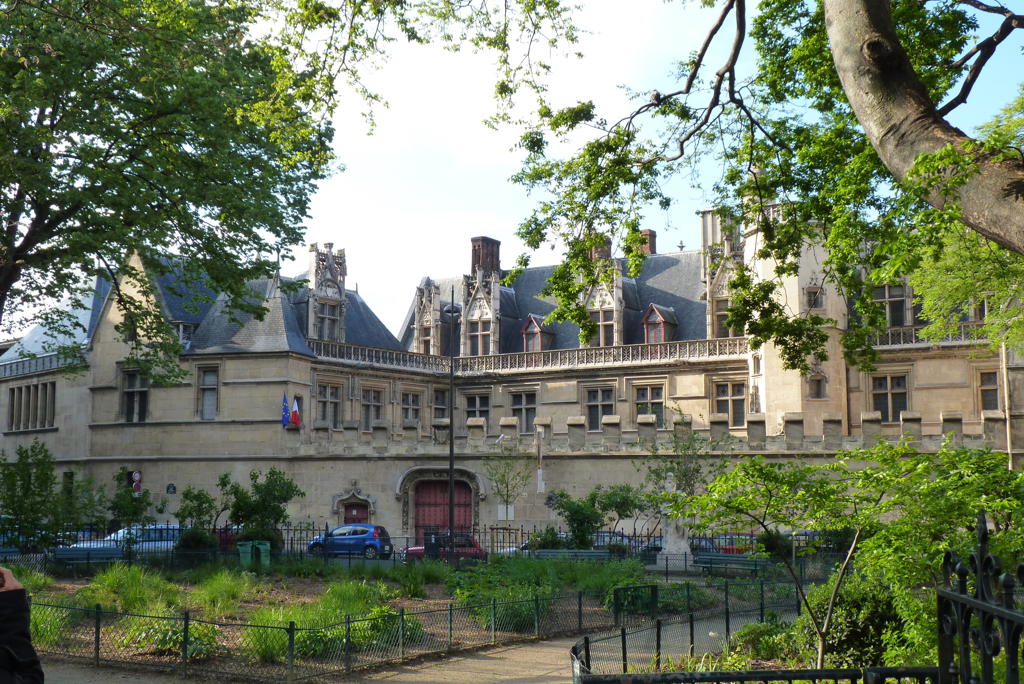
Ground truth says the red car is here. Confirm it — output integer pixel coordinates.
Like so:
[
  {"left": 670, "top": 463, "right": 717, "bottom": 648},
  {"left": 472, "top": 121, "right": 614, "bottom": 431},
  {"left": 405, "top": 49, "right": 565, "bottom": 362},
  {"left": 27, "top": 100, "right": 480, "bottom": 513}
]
[
  {"left": 402, "top": 533, "right": 487, "bottom": 562},
  {"left": 714, "top": 533, "right": 757, "bottom": 555}
]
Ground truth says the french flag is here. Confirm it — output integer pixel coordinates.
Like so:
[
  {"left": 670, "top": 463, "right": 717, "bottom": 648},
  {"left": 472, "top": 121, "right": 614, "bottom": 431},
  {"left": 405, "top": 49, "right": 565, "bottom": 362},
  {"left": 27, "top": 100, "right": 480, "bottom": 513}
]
[{"left": 290, "top": 398, "right": 301, "bottom": 427}]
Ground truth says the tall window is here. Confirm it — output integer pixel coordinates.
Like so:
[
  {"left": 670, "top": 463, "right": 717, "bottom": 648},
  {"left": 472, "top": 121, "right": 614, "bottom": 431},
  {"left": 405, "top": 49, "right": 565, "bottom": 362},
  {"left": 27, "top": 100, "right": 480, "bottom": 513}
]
[
  {"left": 586, "top": 388, "right": 614, "bottom": 430},
  {"left": 873, "top": 286, "right": 907, "bottom": 327},
  {"left": 634, "top": 385, "right": 665, "bottom": 427},
  {"left": 419, "top": 326, "right": 431, "bottom": 355},
  {"left": 980, "top": 372, "right": 999, "bottom": 411},
  {"left": 402, "top": 392, "right": 421, "bottom": 422},
  {"left": 713, "top": 298, "right": 737, "bottom": 338},
  {"left": 805, "top": 288, "right": 824, "bottom": 310},
  {"left": 6, "top": 381, "right": 56, "bottom": 431},
  {"left": 198, "top": 368, "right": 218, "bottom": 420},
  {"left": 433, "top": 389, "right": 448, "bottom": 420},
  {"left": 123, "top": 371, "right": 149, "bottom": 423},
  {"left": 714, "top": 381, "right": 745, "bottom": 427},
  {"left": 466, "top": 394, "right": 490, "bottom": 427},
  {"left": 871, "top": 374, "right": 908, "bottom": 423},
  {"left": 808, "top": 375, "right": 826, "bottom": 399},
  {"left": 510, "top": 392, "right": 536, "bottom": 433},
  {"left": 316, "top": 301, "right": 340, "bottom": 341},
  {"left": 361, "top": 388, "right": 383, "bottom": 430},
  {"left": 590, "top": 310, "right": 614, "bottom": 347},
  {"left": 468, "top": 320, "right": 491, "bottom": 355},
  {"left": 318, "top": 383, "right": 341, "bottom": 428}
]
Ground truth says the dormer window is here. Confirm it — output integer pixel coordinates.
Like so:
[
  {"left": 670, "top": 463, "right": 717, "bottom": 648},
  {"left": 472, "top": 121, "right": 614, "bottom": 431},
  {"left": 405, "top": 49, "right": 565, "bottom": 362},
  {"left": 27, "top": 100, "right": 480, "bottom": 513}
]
[
  {"left": 316, "top": 301, "right": 340, "bottom": 341},
  {"left": 175, "top": 323, "right": 194, "bottom": 344},
  {"left": 419, "top": 326, "right": 432, "bottom": 355},
  {"left": 642, "top": 305, "right": 677, "bottom": 344},
  {"left": 590, "top": 309, "right": 614, "bottom": 347},
  {"left": 522, "top": 315, "right": 551, "bottom": 352},
  {"left": 713, "top": 298, "right": 739, "bottom": 338},
  {"left": 468, "top": 320, "right": 491, "bottom": 355}
]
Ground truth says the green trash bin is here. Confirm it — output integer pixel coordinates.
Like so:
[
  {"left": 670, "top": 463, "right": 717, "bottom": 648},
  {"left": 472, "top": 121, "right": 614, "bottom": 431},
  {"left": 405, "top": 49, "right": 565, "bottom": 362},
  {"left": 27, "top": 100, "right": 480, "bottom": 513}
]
[
  {"left": 237, "top": 541, "right": 254, "bottom": 567},
  {"left": 253, "top": 541, "right": 271, "bottom": 568}
]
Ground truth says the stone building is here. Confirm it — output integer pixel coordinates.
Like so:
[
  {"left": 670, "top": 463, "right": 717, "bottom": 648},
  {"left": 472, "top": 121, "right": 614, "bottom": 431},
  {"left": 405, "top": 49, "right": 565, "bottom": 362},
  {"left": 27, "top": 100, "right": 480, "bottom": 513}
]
[{"left": 1, "top": 212, "right": 1019, "bottom": 541}]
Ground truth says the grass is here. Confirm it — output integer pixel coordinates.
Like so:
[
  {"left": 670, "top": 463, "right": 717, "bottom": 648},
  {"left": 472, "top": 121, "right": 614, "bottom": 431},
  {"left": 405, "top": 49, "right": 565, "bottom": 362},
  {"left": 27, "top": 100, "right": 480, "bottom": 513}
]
[
  {"left": 189, "top": 569, "right": 258, "bottom": 619},
  {"left": 29, "top": 602, "right": 75, "bottom": 647},
  {"left": 75, "top": 563, "right": 178, "bottom": 613},
  {"left": 11, "top": 565, "right": 54, "bottom": 595}
]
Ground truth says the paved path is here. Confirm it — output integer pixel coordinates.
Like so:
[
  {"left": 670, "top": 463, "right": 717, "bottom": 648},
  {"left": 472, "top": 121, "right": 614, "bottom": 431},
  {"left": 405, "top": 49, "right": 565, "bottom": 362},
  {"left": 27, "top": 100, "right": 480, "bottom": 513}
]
[{"left": 42, "top": 637, "right": 579, "bottom": 683}]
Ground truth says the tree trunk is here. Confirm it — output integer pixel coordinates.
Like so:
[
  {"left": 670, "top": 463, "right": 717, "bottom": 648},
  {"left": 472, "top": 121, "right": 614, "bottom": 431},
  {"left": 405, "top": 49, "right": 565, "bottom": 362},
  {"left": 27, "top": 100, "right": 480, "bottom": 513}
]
[{"left": 824, "top": 0, "right": 1024, "bottom": 256}]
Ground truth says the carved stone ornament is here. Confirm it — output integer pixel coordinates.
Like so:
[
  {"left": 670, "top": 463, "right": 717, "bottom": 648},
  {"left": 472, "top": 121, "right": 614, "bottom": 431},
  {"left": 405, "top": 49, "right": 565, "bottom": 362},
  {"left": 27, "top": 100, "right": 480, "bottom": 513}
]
[
  {"left": 587, "top": 285, "right": 614, "bottom": 310},
  {"left": 331, "top": 487, "right": 376, "bottom": 515}
]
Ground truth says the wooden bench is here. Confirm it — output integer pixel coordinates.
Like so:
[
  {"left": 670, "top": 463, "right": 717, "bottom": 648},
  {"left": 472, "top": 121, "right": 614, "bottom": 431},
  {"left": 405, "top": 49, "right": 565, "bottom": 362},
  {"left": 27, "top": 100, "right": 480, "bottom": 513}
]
[
  {"left": 529, "top": 549, "right": 611, "bottom": 561},
  {"left": 693, "top": 552, "right": 772, "bottom": 575}
]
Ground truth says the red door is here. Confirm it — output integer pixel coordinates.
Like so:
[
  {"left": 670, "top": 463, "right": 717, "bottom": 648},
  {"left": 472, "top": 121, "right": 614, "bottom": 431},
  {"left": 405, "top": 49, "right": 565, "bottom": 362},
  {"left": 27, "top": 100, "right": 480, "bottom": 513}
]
[
  {"left": 414, "top": 480, "right": 472, "bottom": 541},
  {"left": 343, "top": 503, "right": 369, "bottom": 525}
]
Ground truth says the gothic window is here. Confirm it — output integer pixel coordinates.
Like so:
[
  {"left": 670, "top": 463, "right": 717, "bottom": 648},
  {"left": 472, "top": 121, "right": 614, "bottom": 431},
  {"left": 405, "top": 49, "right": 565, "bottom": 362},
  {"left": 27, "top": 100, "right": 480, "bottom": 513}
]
[
  {"left": 361, "top": 388, "right": 383, "bottom": 430},
  {"left": 318, "top": 383, "right": 341, "bottom": 428},
  {"left": 808, "top": 375, "right": 826, "bottom": 400},
  {"left": 198, "top": 367, "right": 218, "bottom": 420},
  {"left": 590, "top": 309, "right": 614, "bottom": 347},
  {"left": 466, "top": 394, "right": 490, "bottom": 428},
  {"left": 419, "top": 326, "right": 431, "bottom": 355},
  {"left": 634, "top": 385, "right": 665, "bottom": 427},
  {"left": 586, "top": 387, "right": 614, "bottom": 430},
  {"left": 316, "top": 301, "right": 340, "bottom": 341},
  {"left": 402, "top": 392, "right": 421, "bottom": 422},
  {"left": 433, "top": 389, "right": 448, "bottom": 420},
  {"left": 873, "top": 286, "right": 907, "bottom": 327},
  {"left": 124, "top": 370, "right": 149, "bottom": 423},
  {"left": 6, "top": 381, "right": 56, "bottom": 431},
  {"left": 713, "top": 298, "right": 738, "bottom": 338},
  {"left": 468, "top": 320, "right": 491, "bottom": 355},
  {"left": 714, "top": 381, "right": 745, "bottom": 427},
  {"left": 510, "top": 392, "right": 536, "bottom": 433},
  {"left": 871, "top": 374, "right": 908, "bottom": 423},
  {"left": 980, "top": 371, "right": 999, "bottom": 411},
  {"left": 805, "top": 288, "right": 824, "bottom": 310}
]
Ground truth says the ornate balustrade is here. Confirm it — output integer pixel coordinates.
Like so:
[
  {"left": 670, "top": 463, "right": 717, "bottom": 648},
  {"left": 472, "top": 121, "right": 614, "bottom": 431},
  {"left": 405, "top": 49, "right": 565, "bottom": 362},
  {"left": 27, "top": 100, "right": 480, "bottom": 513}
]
[
  {"left": 876, "top": 322, "right": 985, "bottom": 349},
  {"left": 0, "top": 352, "right": 72, "bottom": 378},
  {"left": 311, "top": 338, "right": 750, "bottom": 376}
]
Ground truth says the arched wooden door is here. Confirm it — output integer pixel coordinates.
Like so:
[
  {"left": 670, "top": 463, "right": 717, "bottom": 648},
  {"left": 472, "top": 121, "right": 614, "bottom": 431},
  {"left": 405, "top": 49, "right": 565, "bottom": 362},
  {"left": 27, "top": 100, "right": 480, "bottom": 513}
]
[{"left": 414, "top": 480, "right": 472, "bottom": 542}]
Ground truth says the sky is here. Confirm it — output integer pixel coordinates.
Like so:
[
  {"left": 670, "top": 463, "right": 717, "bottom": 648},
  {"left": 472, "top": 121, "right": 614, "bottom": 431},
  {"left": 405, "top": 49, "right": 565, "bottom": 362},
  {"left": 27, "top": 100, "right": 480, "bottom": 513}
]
[{"left": 293, "top": 2, "right": 1022, "bottom": 339}]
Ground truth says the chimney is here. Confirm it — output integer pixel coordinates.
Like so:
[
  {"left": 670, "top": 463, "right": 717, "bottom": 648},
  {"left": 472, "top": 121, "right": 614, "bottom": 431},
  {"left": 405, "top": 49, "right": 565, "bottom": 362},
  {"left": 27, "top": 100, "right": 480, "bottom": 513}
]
[
  {"left": 589, "top": 237, "right": 612, "bottom": 261},
  {"left": 471, "top": 236, "right": 501, "bottom": 274},
  {"left": 640, "top": 229, "right": 657, "bottom": 255}
]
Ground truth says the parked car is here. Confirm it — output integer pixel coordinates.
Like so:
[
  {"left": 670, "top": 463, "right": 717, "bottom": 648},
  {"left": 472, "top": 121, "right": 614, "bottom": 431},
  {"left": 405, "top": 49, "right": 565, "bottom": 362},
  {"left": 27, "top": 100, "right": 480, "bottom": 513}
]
[
  {"left": 591, "top": 530, "right": 639, "bottom": 552},
  {"left": 689, "top": 535, "right": 720, "bottom": 555},
  {"left": 55, "top": 523, "right": 182, "bottom": 561},
  {"left": 307, "top": 524, "right": 393, "bottom": 559},
  {"left": 403, "top": 533, "right": 487, "bottom": 562}
]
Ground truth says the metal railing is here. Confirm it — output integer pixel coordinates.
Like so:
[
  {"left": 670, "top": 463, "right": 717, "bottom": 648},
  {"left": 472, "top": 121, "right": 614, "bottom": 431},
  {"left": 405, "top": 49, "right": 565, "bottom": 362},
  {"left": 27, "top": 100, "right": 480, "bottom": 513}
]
[
  {"left": 0, "top": 352, "right": 75, "bottom": 378},
  {"left": 307, "top": 338, "right": 749, "bottom": 376},
  {"left": 875, "top": 322, "right": 984, "bottom": 349}
]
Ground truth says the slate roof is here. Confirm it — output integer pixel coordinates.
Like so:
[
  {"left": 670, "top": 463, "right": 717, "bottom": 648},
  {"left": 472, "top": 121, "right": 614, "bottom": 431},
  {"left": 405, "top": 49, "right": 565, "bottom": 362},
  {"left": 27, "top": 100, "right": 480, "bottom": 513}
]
[
  {"left": 3, "top": 261, "right": 403, "bottom": 365},
  {"left": 399, "top": 250, "right": 708, "bottom": 353}
]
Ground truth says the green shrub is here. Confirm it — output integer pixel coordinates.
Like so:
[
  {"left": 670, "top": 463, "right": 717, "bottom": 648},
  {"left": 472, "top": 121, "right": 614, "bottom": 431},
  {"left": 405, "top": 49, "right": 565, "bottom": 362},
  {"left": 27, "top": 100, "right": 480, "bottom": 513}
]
[
  {"left": 568, "top": 559, "right": 644, "bottom": 596},
  {"left": 457, "top": 583, "right": 556, "bottom": 632},
  {"left": 119, "top": 608, "right": 222, "bottom": 660},
  {"left": 656, "top": 582, "right": 717, "bottom": 612},
  {"left": 29, "top": 602, "right": 74, "bottom": 647},
  {"left": 527, "top": 526, "right": 567, "bottom": 550},
  {"left": 793, "top": 571, "right": 899, "bottom": 667},
  {"left": 350, "top": 605, "right": 425, "bottom": 649},
  {"left": 757, "top": 529, "right": 793, "bottom": 561},
  {"left": 602, "top": 581, "right": 658, "bottom": 615},
  {"left": 244, "top": 605, "right": 307, "bottom": 662},
  {"left": 190, "top": 569, "right": 257, "bottom": 618},
  {"left": 176, "top": 528, "right": 219, "bottom": 551},
  {"left": 11, "top": 566, "right": 53, "bottom": 595},
  {"left": 294, "top": 621, "right": 347, "bottom": 657},
  {"left": 731, "top": 612, "right": 797, "bottom": 662},
  {"left": 76, "top": 564, "right": 178, "bottom": 613}
]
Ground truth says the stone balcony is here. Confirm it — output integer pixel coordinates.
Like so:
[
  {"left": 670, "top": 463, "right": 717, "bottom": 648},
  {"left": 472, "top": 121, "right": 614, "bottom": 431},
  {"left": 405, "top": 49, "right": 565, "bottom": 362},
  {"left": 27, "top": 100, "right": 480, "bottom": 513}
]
[{"left": 875, "top": 321, "right": 985, "bottom": 348}]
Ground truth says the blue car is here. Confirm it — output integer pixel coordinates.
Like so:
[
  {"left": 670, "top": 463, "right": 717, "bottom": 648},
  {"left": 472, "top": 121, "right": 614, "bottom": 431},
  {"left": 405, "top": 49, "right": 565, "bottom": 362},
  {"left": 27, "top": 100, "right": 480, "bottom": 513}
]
[{"left": 308, "top": 524, "right": 392, "bottom": 559}]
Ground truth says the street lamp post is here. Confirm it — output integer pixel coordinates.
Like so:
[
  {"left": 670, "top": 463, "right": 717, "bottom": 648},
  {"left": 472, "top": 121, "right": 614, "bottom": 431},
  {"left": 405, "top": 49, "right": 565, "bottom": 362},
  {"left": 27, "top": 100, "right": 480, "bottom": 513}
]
[{"left": 444, "top": 287, "right": 460, "bottom": 563}]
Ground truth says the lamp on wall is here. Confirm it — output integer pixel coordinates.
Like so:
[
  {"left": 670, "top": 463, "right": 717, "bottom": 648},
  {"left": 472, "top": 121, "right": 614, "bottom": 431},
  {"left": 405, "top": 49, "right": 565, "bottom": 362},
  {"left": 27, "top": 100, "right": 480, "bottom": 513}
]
[{"left": 442, "top": 287, "right": 462, "bottom": 562}]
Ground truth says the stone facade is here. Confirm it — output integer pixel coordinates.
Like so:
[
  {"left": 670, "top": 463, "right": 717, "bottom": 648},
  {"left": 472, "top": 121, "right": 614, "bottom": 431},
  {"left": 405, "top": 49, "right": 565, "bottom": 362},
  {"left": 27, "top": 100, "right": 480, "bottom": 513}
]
[{"left": 1, "top": 218, "right": 1020, "bottom": 539}]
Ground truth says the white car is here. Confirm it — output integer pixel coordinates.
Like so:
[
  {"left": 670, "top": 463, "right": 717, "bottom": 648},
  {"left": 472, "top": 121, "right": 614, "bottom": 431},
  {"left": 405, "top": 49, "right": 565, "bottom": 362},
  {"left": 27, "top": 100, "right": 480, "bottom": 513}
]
[{"left": 56, "top": 523, "right": 182, "bottom": 561}]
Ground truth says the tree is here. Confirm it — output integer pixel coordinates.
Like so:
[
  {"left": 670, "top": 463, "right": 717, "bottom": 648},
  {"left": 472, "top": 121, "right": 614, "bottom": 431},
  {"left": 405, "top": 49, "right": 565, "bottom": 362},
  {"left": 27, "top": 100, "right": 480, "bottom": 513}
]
[
  {"left": 0, "top": 440, "right": 58, "bottom": 549},
  {"left": 57, "top": 473, "right": 110, "bottom": 536},
  {"left": 1, "top": 0, "right": 574, "bottom": 377},
  {"left": 108, "top": 466, "right": 164, "bottom": 530},
  {"left": 544, "top": 488, "right": 605, "bottom": 550},
  {"left": 676, "top": 441, "right": 1024, "bottom": 668},
  {"left": 218, "top": 468, "right": 304, "bottom": 532},
  {"left": 593, "top": 484, "right": 645, "bottom": 535},
  {"left": 507, "top": 1, "right": 1024, "bottom": 368},
  {"left": 175, "top": 487, "right": 220, "bottom": 530},
  {"left": 482, "top": 440, "right": 534, "bottom": 522}
]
